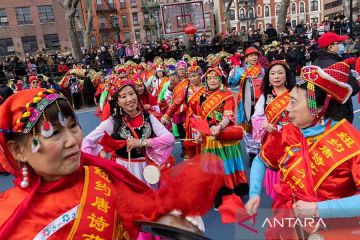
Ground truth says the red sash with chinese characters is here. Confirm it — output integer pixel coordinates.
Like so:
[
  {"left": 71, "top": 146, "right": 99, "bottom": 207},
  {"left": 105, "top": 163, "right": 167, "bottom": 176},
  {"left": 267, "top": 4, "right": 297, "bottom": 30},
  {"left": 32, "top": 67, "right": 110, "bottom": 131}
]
[
  {"left": 238, "top": 65, "right": 262, "bottom": 104},
  {"left": 67, "top": 166, "right": 129, "bottom": 240},
  {"left": 265, "top": 91, "right": 290, "bottom": 124},
  {"left": 280, "top": 120, "right": 360, "bottom": 196},
  {"left": 200, "top": 89, "right": 233, "bottom": 119},
  {"left": 172, "top": 79, "right": 190, "bottom": 100}
]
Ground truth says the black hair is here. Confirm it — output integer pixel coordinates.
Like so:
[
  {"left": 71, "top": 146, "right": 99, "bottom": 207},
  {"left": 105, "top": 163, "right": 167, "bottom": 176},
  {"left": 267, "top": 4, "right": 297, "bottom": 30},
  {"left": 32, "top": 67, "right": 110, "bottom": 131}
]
[
  {"left": 295, "top": 82, "right": 345, "bottom": 121},
  {"left": 110, "top": 84, "right": 150, "bottom": 139},
  {"left": 0, "top": 84, "right": 14, "bottom": 105},
  {"left": 261, "top": 62, "right": 295, "bottom": 108},
  {"left": 110, "top": 84, "right": 146, "bottom": 119}
]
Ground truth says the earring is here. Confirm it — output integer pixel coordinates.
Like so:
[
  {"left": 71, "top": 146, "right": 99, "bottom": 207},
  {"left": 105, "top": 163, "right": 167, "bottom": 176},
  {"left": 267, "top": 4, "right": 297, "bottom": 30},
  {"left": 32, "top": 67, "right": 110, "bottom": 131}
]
[
  {"left": 119, "top": 107, "right": 123, "bottom": 115},
  {"left": 269, "top": 83, "right": 272, "bottom": 86},
  {"left": 114, "top": 107, "right": 117, "bottom": 115},
  {"left": 320, "top": 116, "right": 325, "bottom": 126},
  {"left": 40, "top": 119, "right": 54, "bottom": 138},
  {"left": 20, "top": 165, "right": 29, "bottom": 188},
  {"left": 31, "top": 128, "right": 40, "bottom": 153},
  {"left": 56, "top": 101, "right": 67, "bottom": 127}
]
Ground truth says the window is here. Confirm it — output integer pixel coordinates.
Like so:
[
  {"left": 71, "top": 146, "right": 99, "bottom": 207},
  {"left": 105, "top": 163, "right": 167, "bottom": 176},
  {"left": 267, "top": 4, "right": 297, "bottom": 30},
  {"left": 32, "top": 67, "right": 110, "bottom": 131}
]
[
  {"left": 311, "top": 0, "right": 318, "bottom": 11},
  {"left": 144, "top": 13, "right": 149, "bottom": 22},
  {"left": 311, "top": 17, "right": 318, "bottom": 23},
  {"left": 15, "top": 7, "right": 32, "bottom": 25},
  {"left": 258, "top": 23, "right": 263, "bottom": 32},
  {"left": 0, "top": 9, "right": 9, "bottom": 26},
  {"left": 131, "top": 0, "right": 137, "bottom": 8},
  {"left": 239, "top": 9, "right": 245, "bottom": 19},
  {"left": 90, "top": 36, "right": 97, "bottom": 47},
  {"left": 205, "top": 13, "right": 211, "bottom": 28},
  {"left": 122, "top": 15, "right": 129, "bottom": 27},
  {"left": 135, "top": 30, "right": 141, "bottom": 42},
  {"left": 44, "top": 34, "right": 60, "bottom": 50},
  {"left": 257, "top": 6, "right": 262, "bottom": 17},
  {"left": 120, "top": 0, "right": 126, "bottom": 9},
  {"left": 102, "top": 33, "right": 109, "bottom": 46},
  {"left": 96, "top": 0, "right": 102, "bottom": 4},
  {"left": 248, "top": 8, "right": 254, "bottom": 18},
  {"left": 38, "top": 5, "right": 55, "bottom": 23},
  {"left": 291, "top": 3, "right": 296, "bottom": 14},
  {"left": 264, "top": 6, "right": 270, "bottom": 17},
  {"left": 0, "top": 38, "right": 15, "bottom": 56},
  {"left": 113, "top": 32, "right": 119, "bottom": 42},
  {"left": 99, "top": 16, "right": 106, "bottom": 29},
  {"left": 292, "top": 20, "right": 297, "bottom": 28},
  {"left": 229, "top": 10, "right": 235, "bottom": 21},
  {"left": 132, "top": 13, "right": 138, "bottom": 25},
  {"left": 112, "top": 16, "right": 118, "bottom": 27},
  {"left": 146, "top": 30, "right": 152, "bottom": 41},
  {"left": 21, "top": 36, "right": 38, "bottom": 53},
  {"left": 124, "top": 32, "right": 131, "bottom": 42},
  {"left": 275, "top": 4, "right": 280, "bottom": 16},
  {"left": 324, "top": 0, "right": 342, "bottom": 10},
  {"left": 299, "top": 2, "right": 305, "bottom": 13}
]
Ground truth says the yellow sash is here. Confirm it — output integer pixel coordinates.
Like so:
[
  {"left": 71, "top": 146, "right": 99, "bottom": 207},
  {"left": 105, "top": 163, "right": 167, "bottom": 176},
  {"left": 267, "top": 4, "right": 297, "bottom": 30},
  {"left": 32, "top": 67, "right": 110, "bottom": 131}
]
[
  {"left": 66, "top": 166, "right": 129, "bottom": 240},
  {"left": 173, "top": 79, "right": 190, "bottom": 99},
  {"left": 238, "top": 65, "right": 262, "bottom": 104},
  {"left": 188, "top": 86, "right": 205, "bottom": 106},
  {"left": 265, "top": 91, "right": 290, "bottom": 124},
  {"left": 280, "top": 120, "right": 360, "bottom": 195},
  {"left": 201, "top": 89, "right": 233, "bottom": 119},
  {"left": 158, "top": 76, "right": 169, "bottom": 92}
]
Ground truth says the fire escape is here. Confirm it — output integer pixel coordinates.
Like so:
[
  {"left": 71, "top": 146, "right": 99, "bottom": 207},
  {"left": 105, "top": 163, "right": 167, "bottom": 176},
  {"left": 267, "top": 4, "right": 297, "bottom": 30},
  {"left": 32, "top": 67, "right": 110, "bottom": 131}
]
[
  {"left": 141, "top": 0, "right": 161, "bottom": 40},
  {"left": 96, "top": 0, "right": 119, "bottom": 45},
  {"left": 238, "top": 0, "right": 256, "bottom": 30}
]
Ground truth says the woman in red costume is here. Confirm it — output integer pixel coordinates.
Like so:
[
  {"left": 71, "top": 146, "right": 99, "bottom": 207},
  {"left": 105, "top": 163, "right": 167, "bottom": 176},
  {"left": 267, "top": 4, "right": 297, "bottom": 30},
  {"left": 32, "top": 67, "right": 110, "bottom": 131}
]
[
  {"left": 161, "top": 65, "right": 205, "bottom": 159},
  {"left": 190, "top": 68, "right": 248, "bottom": 209},
  {"left": 133, "top": 74, "right": 161, "bottom": 119},
  {"left": 0, "top": 88, "right": 224, "bottom": 240},
  {"left": 246, "top": 58, "right": 360, "bottom": 239},
  {"left": 251, "top": 60, "right": 295, "bottom": 198}
]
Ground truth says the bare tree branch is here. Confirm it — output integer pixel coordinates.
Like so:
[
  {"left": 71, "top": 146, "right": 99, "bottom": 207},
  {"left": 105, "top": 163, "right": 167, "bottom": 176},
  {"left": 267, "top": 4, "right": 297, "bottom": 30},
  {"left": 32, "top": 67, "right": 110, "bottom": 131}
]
[{"left": 277, "top": 0, "right": 290, "bottom": 33}]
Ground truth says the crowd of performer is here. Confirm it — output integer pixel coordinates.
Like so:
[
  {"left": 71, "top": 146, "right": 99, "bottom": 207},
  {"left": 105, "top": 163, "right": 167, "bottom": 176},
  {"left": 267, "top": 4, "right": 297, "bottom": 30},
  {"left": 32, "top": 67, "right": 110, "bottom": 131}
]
[{"left": 0, "top": 31, "right": 360, "bottom": 239}]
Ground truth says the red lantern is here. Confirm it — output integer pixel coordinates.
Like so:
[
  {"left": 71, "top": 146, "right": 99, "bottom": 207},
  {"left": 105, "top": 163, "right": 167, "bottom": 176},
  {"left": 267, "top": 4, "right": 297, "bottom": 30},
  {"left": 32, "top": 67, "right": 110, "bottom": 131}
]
[{"left": 184, "top": 24, "right": 197, "bottom": 35}]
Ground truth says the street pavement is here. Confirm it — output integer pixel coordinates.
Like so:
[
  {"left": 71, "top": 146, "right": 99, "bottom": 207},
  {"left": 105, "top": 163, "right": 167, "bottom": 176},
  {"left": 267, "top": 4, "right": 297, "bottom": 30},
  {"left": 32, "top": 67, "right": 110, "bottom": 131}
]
[{"left": 0, "top": 95, "right": 359, "bottom": 240}]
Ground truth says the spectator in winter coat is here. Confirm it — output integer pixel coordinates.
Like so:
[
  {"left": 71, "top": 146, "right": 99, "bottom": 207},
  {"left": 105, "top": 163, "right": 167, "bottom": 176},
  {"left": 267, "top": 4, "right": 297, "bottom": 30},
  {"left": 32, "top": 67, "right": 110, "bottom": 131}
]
[
  {"left": 57, "top": 61, "right": 69, "bottom": 75},
  {"left": 125, "top": 43, "right": 134, "bottom": 61},
  {"left": 314, "top": 32, "right": 359, "bottom": 123}
]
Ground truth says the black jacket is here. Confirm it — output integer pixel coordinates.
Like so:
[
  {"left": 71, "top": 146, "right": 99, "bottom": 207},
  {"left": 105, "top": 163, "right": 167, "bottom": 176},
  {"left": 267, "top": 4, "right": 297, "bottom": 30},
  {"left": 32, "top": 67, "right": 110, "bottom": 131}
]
[{"left": 313, "top": 51, "right": 359, "bottom": 123}]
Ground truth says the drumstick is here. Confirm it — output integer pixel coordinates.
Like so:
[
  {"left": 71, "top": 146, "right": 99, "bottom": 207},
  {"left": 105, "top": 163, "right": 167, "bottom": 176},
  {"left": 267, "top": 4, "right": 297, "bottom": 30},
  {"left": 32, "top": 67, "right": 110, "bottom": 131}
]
[
  {"left": 127, "top": 151, "right": 131, "bottom": 169},
  {"left": 180, "top": 138, "right": 197, "bottom": 141}
]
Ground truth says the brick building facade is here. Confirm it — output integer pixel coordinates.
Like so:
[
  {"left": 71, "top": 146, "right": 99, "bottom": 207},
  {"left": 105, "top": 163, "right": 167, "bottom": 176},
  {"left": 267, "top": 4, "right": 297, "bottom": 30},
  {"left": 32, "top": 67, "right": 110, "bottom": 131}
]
[
  {"left": 83, "top": 0, "right": 215, "bottom": 48},
  {"left": 0, "top": 0, "right": 76, "bottom": 57},
  {"left": 216, "top": 0, "right": 323, "bottom": 33}
]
